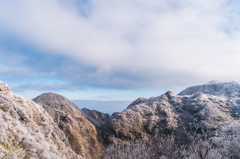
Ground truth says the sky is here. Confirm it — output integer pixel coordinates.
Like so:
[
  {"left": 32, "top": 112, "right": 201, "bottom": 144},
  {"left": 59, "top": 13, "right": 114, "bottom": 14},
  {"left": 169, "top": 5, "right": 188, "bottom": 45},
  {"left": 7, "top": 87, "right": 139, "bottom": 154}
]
[{"left": 1, "top": 0, "right": 240, "bottom": 113}]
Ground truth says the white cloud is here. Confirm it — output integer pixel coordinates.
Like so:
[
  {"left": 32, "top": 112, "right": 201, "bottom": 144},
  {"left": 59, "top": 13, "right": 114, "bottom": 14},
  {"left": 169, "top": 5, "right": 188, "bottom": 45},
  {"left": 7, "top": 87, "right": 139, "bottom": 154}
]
[
  {"left": 0, "top": 64, "right": 10, "bottom": 73},
  {"left": 10, "top": 83, "right": 81, "bottom": 92},
  {"left": 0, "top": 63, "right": 36, "bottom": 77},
  {"left": 0, "top": 0, "right": 240, "bottom": 89}
]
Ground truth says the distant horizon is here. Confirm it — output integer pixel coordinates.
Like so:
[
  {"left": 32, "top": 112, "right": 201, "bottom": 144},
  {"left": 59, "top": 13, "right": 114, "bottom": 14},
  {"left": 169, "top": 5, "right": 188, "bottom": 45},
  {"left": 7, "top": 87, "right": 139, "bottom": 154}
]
[
  {"left": 4, "top": 79, "right": 240, "bottom": 115},
  {"left": 9, "top": 84, "right": 177, "bottom": 102},
  {"left": 71, "top": 99, "right": 132, "bottom": 115}
]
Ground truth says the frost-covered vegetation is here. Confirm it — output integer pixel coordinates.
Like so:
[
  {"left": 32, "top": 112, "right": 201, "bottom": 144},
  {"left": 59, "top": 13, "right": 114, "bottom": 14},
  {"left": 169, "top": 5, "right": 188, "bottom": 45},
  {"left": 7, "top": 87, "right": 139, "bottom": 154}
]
[
  {"left": 1, "top": 80, "right": 240, "bottom": 159},
  {"left": 103, "top": 81, "right": 240, "bottom": 159},
  {"left": 0, "top": 81, "right": 82, "bottom": 159},
  {"left": 104, "top": 121, "right": 240, "bottom": 159}
]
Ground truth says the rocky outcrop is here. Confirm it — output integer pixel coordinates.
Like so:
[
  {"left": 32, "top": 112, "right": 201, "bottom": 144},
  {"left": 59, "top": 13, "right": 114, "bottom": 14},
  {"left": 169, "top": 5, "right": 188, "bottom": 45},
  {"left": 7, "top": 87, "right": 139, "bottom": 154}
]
[
  {"left": 81, "top": 108, "right": 110, "bottom": 127},
  {"left": 33, "top": 93, "right": 102, "bottom": 159},
  {"left": 0, "top": 81, "right": 82, "bottom": 159}
]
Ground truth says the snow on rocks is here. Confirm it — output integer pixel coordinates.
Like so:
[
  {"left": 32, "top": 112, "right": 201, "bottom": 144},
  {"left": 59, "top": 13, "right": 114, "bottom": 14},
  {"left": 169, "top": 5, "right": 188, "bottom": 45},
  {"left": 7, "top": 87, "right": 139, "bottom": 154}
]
[
  {"left": 178, "top": 81, "right": 240, "bottom": 98},
  {"left": 0, "top": 81, "right": 83, "bottom": 159},
  {"left": 109, "top": 81, "right": 240, "bottom": 143},
  {"left": 0, "top": 81, "right": 11, "bottom": 95}
]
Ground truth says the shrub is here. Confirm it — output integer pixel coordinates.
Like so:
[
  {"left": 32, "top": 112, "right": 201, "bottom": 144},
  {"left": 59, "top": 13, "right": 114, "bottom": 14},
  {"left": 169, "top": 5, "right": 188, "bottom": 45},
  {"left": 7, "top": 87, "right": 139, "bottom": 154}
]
[{"left": 79, "top": 146, "right": 82, "bottom": 155}]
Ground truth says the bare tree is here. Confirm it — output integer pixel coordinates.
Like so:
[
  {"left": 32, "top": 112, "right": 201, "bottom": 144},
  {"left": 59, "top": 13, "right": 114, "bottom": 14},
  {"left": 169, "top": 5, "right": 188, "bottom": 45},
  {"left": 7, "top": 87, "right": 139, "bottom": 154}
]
[
  {"left": 103, "top": 122, "right": 240, "bottom": 159},
  {"left": 213, "top": 120, "right": 240, "bottom": 159},
  {"left": 152, "top": 134, "right": 180, "bottom": 159},
  {"left": 103, "top": 137, "right": 154, "bottom": 159},
  {"left": 181, "top": 123, "right": 215, "bottom": 159}
]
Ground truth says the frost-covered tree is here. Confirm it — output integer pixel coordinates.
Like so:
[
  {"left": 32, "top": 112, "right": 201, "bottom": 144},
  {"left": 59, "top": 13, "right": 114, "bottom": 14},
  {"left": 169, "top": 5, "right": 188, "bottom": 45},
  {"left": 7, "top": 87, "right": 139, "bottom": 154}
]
[
  {"left": 103, "top": 137, "right": 154, "bottom": 159},
  {"left": 212, "top": 120, "right": 240, "bottom": 159},
  {"left": 103, "top": 122, "right": 240, "bottom": 159}
]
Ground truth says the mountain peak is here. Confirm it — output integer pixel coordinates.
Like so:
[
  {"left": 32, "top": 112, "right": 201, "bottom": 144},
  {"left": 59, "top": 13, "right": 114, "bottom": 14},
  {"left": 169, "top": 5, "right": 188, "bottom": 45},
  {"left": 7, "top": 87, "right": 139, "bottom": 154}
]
[
  {"left": 33, "top": 92, "right": 102, "bottom": 158},
  {"left": 33, "top": 92, "right": 83, "bottom": 117},
  {"left": 178, "top": 81, "right": 240, "bottom": 98}
]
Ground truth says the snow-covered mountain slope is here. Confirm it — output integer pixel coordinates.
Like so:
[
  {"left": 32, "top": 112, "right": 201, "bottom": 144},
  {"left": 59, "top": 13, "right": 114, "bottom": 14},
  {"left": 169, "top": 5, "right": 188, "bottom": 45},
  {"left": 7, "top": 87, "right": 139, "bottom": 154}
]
[
  {"left": 178, "top": 81, "right": 240, "bottom": 98},
  {"left": 107, "top": 81, "right": 240, "bottom": 144},
  {"left": 0, "top": 81, "right": 82, "bottom": 159},
  {"left": 2, "top": 79, "right": 239, "bottom": 158}
]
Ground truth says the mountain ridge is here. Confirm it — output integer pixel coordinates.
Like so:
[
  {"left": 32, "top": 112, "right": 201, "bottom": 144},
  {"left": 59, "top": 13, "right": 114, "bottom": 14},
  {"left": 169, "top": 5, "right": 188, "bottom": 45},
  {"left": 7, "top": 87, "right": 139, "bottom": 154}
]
[
  {"left": 104, "top": 81, "right": 240, "bottom": 145},
  {"left": 1, "top": 80, "right": 240, "bottom": 158},
  {"left": 178, "top": 81, "right": 240, "bottom": 98}
]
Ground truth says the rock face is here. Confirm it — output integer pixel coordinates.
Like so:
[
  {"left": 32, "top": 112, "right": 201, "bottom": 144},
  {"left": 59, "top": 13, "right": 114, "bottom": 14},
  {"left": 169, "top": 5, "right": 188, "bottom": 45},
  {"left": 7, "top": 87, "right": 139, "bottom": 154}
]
[
  {"left": 81, "top": 108, "right": 110, "bottom": 127},
  {"left": 107, "top": 81, "right": 240, "bottom": 143},
  {"left": 33, "top": 93, "right": 102, "bottom": 159},
  {"left": 0, "top": 81, "right": 82, "bottom": 159}
]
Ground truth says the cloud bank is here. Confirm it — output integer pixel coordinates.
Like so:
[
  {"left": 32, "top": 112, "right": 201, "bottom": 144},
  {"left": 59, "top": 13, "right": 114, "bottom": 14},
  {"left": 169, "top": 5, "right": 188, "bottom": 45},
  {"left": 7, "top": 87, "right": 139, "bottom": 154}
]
[
  {"left": 0, "top": 0, "right": 240, "bottom": 91},
  {"left": 10, "top": 83, "right": 81, "bottom": 92}
]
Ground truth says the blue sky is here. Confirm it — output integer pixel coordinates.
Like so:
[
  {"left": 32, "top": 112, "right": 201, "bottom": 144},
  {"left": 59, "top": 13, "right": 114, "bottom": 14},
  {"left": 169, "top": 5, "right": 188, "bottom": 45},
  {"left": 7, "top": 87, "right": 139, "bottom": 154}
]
[{"left": 1, "top": 0, "right": 240, "bottom": 113}]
